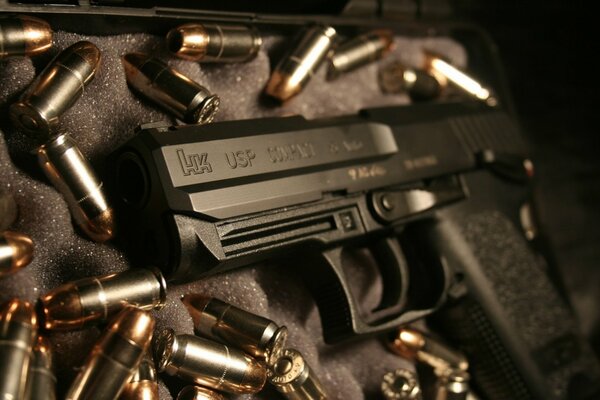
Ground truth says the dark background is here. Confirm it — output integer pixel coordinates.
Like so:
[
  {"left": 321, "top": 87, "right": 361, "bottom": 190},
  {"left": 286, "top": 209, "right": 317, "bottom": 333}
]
[{"left": 449, "top": 0, "right": 600, "bottom": 355}]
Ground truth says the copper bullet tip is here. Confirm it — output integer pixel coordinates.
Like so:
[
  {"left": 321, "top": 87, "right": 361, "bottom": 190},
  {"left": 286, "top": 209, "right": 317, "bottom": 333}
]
[
  {"left": 110, "top": 307, "right": 155, "bottom": 349},
  {"left": 121, "top": 52, "right": 148, "bottom": 70},
  {"left": 374, "top": 29, "right": 395, "bottom": 55},
  {"left": 166, "top": 24, "right": 209, "bottom": 61},
  {"left": 177, "top": 386, "right": 226, "bottom": 400},
  {"left": 241, "top": 357, "right": 268, "bottom": 391},
  {"left": 389, "top": 328, "right": 424, "bottom": 359},
  {"left": 265, "top": 71, "right": 300, "bottom": 102},
  {"left": 34, "top": 334, "right": 52, "bottom": 355},
  {"left": 39, "top": 282, "right": 84, "bottom": 330},
  {"left": 19, "top": 15, "right": 53, "bottom": 57},
  {"left": 0, "top": 298, "right": 37, "bottom": 329},
  {"left": 67, "top": 41, "right": 101, "bottom": 81},
  {"left": 153, "top": 328, "right": 176, "bottom": 373},
  {"left": 83, "top": 208, "right": 115, "bottom": 243},
  {"left": 180, "top": 294, "right": 211, "bottom": 328},
  {"left": 1, "top": 231, "right": 34, "bottom": 276}
]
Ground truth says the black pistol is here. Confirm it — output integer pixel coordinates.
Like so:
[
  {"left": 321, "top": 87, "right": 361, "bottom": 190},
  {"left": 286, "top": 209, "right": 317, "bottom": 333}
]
[{"left": 111, "top": 101, "right": 600, "bottom": 399}]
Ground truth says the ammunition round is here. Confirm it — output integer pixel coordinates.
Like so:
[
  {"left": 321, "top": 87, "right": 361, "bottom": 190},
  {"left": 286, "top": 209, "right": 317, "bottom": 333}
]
[
  {"left": 327, "top": 30, "right": 394, "bottom": 79},
  {"left": 381, "top": 369, "right": 421, "bottom": 400},
  {"left": 10, "top": 41, "right": 100, "bottom": 142},
  {"left": 154, "top": 328, "right": 267, "bottom": 394},
  {"left": 434, "top": 369, "right": 470, "bottom": 400},
  {"left": 122, "top": 53, "right": 220, "bottom": 124},
  {"left": 268, "top": 348, "right": 328, "bottom": 400},
  {"left": 422, "top": 50, "right": 497, "bottom": 106},
  {"left": 265, "top": 25, "right": 337, "bottom": 102},
  {"left": 0, "top": 299, "right": 37, "bottom": 400},
  {"left": 389, "top": 328, "right": 468, "bottom": 373},
  {"left": 120, "top": 353, "right": 159, "bottom": 400},
  {"left": 0, "top": 230, "right": 34, "bottom": 277},
  {"left": 378, "top": 61, "right": 441, "bottom": 100},
  {"left": 40, "top": 267, "right": 167, "bottom": 330},
  {"left": 66, "top": 307, "right": 155, "bottom": 400},
  {"left": 176, "top": 386, "right": 226, "bottom": 400},
  {"left": 0, "top": 15, "right": 52, "bottom": 59},
  {"left": 181, "top": 295, "right": 288, "bottom": 364},
  {"left": 24, "top": 335, "right": 56, "bottom": 400},
  {"left": 167, "top": 23, "right": 262, "bottom": 63},
  {"left": 37, "top": 133, "right": 114, "bottom": 243}
]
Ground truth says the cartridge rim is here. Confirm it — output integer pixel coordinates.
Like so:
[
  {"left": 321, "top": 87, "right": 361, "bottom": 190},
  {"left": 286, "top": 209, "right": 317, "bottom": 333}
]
[
  {"left": 265, "top": 326, "right": 288, "bottom": 367},
  {"left": 147, "top": 266, "right": 168, "bottom": 310},
  {"left": 9, "top": 100, "right": 55, "bottom": 141},
  {"left": 153, "top": 328, "right": 176, "bottom": 373},
  {"left": 188, "top": 93, "right": 220, "bottom": 125}
]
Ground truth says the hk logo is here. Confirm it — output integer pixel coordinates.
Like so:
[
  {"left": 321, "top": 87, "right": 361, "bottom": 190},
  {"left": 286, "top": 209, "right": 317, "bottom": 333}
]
[{"left": 177, "top": 149, "right": 212, "bottom": 176}]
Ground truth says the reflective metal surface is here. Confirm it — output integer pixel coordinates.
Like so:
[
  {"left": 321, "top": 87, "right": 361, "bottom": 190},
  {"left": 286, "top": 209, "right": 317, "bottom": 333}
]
[
  {"left": 66, "top": 307, "right": 155, "bottom": 400},
  {"left": 268, "top": 348, "right": 328, "bottom": 400},
  {"left": 123, "top": 53, "right": 220, "bottom": 124},
  {"left": 327, "top": 30, "right": 393, "bottom": 79},
  {"left": 24, "top": 335, "right": 56, "bottom": 400},
  {"left": 381, "top": 369, "right": 421, "bottom": 400},
  {"left": 37, "top": 134, "right": 114, "bottom": 242},
  {"left": 389, "top": 328, "right": 468, "bottom": 374},
  {"left": 379, "top": 61, "right": 441, "bottom": 100},
  {"left": 423, "top": 50, "right": 497, "bottom": 106},
  {"left": 181, "top": 295, "right": 288, "bottom": 365},
  {"left": 167, "top": 23, "right": 261, "bottom": 63},
  {"left": 176, "top": 386, "right": 226, "bottom": 400},
  {"left": 265, "top": 25, "right": 337, "bottom": 101},
  {"left": 0, "top": 299, "right": 37, "bottom": 400},
  {"left": 40, "top": 267, "right": 167, "bottom": 330},
  {"left": 0, "top": 231, "right": 33, "bottom": 277},
  {"left": 435, "top": 369, "right": 470, "bottom": 400},
  {"left": 154, "top": 328, "right": 267, "bottom": 394},
  {"left": 120, "top": 353, "right": 159, "bottom": 400},
  {"left": 0, "top": 15, "right": 52, "bottom": 58},
  {"left": 10, "top": 41, "right": 100, "bottom": 141}
]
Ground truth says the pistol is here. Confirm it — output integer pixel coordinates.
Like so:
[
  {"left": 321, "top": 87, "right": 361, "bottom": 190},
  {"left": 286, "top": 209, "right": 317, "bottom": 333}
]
[{"left": 111, "top": 101, "right": 600, "bottom": 399}]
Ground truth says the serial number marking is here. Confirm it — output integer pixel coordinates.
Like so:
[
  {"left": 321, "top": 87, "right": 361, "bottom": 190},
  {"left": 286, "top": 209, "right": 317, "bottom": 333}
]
[
  {"left": 177, "top": 149, "right": 212, "bottom": 175},
  {"left": 329, "top": 140, "right": 364, "bottom": 154},
  {"left": 268, "top": 142, "right": 316, "bottom": 163},
  {"left": 348, "top": 164, "right": 387, "bottom": 180},
  {"left": 225, "top": 149, "right": 256, "bottom": 169},
  {"left": 404, "top": 155, "right": 438, "bottom": 170}
]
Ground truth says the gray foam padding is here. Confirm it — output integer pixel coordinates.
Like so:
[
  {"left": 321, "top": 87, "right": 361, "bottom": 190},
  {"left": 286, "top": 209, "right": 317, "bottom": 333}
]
[{"left": 0, "top": 29, "right": 466, "bottom": 399}]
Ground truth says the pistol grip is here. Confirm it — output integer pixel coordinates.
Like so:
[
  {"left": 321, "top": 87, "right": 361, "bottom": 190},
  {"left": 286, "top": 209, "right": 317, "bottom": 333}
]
[{"left": 304, "top": 236, "right": 448, "bottom": 343}]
